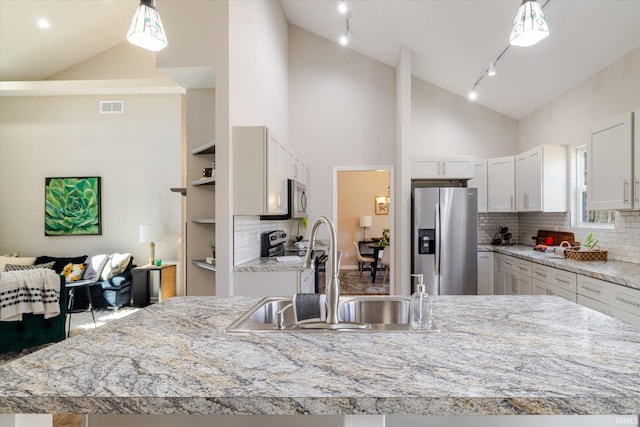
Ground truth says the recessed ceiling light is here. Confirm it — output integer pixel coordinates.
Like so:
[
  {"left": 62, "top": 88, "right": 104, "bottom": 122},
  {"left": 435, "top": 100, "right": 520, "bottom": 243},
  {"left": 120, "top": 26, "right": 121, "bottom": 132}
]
[
  {"left": 468, "top": 90, "right": 478, "bottom": 101},
  {"left": 37, "top": 18, "right": 50, "bottom": 29},
  {"left": 338, "top": 1, "right": 348, "bottom": 14}
]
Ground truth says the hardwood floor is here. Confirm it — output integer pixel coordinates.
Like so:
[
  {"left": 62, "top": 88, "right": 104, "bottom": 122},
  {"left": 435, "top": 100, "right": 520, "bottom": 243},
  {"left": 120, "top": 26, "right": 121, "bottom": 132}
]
[{"left": 53, "top": 414, "right": 83, "bottom": 427}]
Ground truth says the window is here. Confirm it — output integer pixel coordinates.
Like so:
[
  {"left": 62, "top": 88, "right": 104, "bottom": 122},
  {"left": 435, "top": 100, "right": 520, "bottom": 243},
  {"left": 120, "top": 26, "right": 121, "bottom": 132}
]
[{"left": 575, "top": 146, "right": 615, "bottom": 227}]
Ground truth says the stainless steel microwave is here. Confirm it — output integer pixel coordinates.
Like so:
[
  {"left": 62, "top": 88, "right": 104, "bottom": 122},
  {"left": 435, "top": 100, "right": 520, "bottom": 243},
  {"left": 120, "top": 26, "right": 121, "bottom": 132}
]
[{"left": 288, "top": 179, "right": 308, "bottom": 219}]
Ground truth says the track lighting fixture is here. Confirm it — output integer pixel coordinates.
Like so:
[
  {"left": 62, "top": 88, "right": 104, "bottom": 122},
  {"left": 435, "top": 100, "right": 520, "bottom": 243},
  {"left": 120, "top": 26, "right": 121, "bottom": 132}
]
[
  {"left": 467, "top": 0, "right": 551, "bottom": 102},
  {"left": 338, "top": 2, "right": 350, "bottom": 47},
  {"left": 488, "top": 62, "right": 496, "bottom": 77},
  {"left": 127, "top": 0, "right": 168, "bottom": 52}
]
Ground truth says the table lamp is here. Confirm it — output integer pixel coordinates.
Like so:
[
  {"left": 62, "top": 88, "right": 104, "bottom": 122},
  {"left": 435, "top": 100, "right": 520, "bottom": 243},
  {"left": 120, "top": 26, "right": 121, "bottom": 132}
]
[
  {"left": 359, "top": 215, "right": 372, "bottom": 242},
  {"left": 139, "top": 224, "right": 164, "bottom": 266}
]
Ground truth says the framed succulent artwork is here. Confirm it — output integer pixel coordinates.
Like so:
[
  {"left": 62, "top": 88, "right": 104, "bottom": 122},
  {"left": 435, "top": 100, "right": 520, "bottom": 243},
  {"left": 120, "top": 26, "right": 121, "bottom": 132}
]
[{"left": 44, "top": 176, "right": 102, "bottom": 236}]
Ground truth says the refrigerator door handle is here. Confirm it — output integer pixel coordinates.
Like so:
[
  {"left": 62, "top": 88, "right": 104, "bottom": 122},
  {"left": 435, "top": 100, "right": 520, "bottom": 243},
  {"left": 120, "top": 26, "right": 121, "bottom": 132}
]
[{"left": 435, "top": 203, "right": 441, "bottom": 276}]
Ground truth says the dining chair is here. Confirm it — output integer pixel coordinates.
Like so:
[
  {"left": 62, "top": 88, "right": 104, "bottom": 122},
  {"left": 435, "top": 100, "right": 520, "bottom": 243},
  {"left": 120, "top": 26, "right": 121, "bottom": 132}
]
[
  {"left": 380, "top": 247, "right": 391, "bottom": 284},
  {"left": 353, "top": 241, "right": 375, "bottom": 278}
]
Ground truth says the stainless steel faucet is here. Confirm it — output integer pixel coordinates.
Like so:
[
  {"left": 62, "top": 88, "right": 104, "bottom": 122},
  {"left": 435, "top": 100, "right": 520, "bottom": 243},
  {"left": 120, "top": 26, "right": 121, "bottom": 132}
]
[{"left": 302, "top": 216, "right": 366, "bottom": 329}]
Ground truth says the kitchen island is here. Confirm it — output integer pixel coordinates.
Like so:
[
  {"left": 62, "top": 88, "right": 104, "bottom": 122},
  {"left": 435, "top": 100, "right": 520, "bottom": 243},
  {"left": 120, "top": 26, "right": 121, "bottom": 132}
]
[{"left": 1, "top": 295, "right": 640, "bottom": 415}]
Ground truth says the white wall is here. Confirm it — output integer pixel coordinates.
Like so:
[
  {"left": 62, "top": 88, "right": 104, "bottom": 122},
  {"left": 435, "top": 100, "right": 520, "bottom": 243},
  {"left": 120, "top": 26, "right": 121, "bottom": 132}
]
[
  {"left": 0, "top": 94, "right": 182, "bottom": 266},
  {"left": 288, "top": 25, "right": 396, "bottom": 229},
  {"left": 518, "top": 47, "right": 640, "bottom": 151},
  {"left": 229, "top": 0, "right": 289, "bottom": 143},
  {"left": 411, "top": 76, "right": 518, "bottom": 158},
  {"left": 47, "top": 42, "right": 168, "bottom": 81}
]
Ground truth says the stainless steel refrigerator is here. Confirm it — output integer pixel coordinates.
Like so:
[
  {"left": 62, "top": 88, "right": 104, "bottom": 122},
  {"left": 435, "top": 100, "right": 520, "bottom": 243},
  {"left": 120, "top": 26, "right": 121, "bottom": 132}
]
[{"left": 412, "top": 185, "right": 477, "bottom": 295}]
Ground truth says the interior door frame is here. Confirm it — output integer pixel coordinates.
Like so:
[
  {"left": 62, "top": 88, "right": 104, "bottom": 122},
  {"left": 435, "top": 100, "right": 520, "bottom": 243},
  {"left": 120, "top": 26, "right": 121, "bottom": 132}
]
[{"left": 333, "top": 165, "right": 395, "bottom": 295}]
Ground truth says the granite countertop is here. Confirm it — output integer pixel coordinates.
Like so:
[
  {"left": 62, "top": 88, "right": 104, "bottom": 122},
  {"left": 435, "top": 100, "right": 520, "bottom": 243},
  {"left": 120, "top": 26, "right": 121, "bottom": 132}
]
[
  {"left": 479, "top": 244, "right": 640, "bottom": 290},
  {"left": 1, "top": 295, "right": 640, "bottom": 415},
  {"left": 234, "top": 256, "right": 306, "bottom": 272}
]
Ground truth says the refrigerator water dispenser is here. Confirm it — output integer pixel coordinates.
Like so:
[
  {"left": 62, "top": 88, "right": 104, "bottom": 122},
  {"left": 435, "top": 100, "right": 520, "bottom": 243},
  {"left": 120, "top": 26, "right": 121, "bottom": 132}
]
[{"left": 418, "top": 229, "right": 436, "bottom": 254}]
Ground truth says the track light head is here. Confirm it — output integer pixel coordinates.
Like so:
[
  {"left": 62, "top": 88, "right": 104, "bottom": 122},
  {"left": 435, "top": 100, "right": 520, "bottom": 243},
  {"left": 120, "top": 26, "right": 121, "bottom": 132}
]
[
  {"left": 468, "top": 90, "right": 478, "bottom": 101},
  {"left": 338, "top": 1, "right": 348, "bottom": 14},
  {"left": 488, "top": 62, "right": 496, "bottom": 77},
  {"left": 339, "top": 33, "right": 349, "bottom": 45}
]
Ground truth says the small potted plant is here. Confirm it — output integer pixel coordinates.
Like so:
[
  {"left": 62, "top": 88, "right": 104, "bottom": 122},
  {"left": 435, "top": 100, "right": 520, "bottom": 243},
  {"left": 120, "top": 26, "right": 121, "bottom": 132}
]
[
  {"left": 294, "top": 217, "right": 308, "bottom": 248},
  {"left": 209, "top": 241, "right": 216, "bottom": 258},
  {"left": 379, "top": 228, "right": 390, "bottom": 247}
]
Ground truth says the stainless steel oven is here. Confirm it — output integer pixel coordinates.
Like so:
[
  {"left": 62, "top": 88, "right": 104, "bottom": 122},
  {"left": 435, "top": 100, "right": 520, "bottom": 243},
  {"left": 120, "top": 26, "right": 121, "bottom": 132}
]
[{"left": 288, "top": 179, "right": 308, "bottom": 219}]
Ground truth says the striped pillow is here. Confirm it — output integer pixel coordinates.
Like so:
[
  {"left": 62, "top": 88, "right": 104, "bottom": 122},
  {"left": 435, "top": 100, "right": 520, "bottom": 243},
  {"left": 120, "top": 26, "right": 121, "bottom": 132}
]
[{"left": 5, "top": 261, "right": 56, "bottom": 271}]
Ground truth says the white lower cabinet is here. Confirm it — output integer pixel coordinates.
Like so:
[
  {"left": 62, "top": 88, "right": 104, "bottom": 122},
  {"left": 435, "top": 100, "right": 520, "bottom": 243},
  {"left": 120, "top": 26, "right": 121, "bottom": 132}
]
[
  {"left": 493, "top": 253, "right": 503, "bottom": 295},
  {"left": 531, "top": 264, "right": 577, "bottom": 302},
  {"left": 477, "top": 251, "right": 494, "bottom": 295},
  {"left": 577, "top": 275, "right": 640, "bottom": 326},
  {"left": 501, "top": 255, "right": 533, "bottom": 295}
]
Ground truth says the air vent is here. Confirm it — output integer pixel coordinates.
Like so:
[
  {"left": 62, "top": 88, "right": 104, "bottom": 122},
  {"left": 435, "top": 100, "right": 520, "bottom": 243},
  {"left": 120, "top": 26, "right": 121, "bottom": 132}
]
[{"left": 100, "top": 100, "right": 124, "bottom": 114}]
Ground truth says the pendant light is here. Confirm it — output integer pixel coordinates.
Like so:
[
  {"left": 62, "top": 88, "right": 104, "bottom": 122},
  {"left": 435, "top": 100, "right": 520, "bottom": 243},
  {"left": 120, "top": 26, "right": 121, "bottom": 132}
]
[
  {"left": 509, "top": 0, "right": 549, "bottom": 47},
  {"left": 127, "top": 0, "right": 168, "bottom": 52}
]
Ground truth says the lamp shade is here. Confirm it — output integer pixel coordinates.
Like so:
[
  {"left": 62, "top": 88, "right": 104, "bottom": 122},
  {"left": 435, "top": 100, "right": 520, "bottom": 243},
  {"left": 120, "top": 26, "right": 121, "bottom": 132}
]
[
  {"left": 509, "top": 0, "right": 549, "bottom": 47},
  {"left": 139, "top": 224, "right": 164, "bottom": 243},
  {"left": 127, "top": 0, "right": 168, "bottom": 52},
  {"left": 359, "top": 216, "right": 373, "bottom": 228}
]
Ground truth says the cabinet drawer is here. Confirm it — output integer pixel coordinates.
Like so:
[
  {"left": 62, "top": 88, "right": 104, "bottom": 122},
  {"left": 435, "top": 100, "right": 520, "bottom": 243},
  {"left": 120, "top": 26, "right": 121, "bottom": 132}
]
[
  {"left": 532, "top": 278, "right": 577, "bottom": 302},
  {"left": 532, "top": 264, "right": 577, "bottom": 293},
  {"left": 502, "top": 255, "right": 531, "bottom": 275},
  {"left": 611, "top": 306, "right": 640, "bottom": 327},
  {"left": 610, "top": 286, "right": 640, "bottom": 318},
  {"left": 577, "top": 275, "right": 612, "bottom": 304},
  {"left": 577, "top": 294, "right": 612, "bottom": 317}
]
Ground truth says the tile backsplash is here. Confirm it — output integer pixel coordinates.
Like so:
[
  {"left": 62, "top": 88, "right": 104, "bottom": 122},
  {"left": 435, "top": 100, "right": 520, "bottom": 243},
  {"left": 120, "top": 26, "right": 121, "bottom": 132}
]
[
  {"left": 479, "top": 211, "right": 640, "bottom": 264},
  {"left": 478, "top": 213, "right": 519, "bottom": 245},
  {"left": 233, "top": 216, "right": 297, "bottom": 265}
]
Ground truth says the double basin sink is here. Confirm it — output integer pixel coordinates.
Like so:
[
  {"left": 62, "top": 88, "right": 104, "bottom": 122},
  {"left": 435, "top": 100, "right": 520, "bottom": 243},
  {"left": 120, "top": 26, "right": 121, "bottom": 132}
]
[{"left": 225, "top": 295, "right": 438, "bottom": 332}]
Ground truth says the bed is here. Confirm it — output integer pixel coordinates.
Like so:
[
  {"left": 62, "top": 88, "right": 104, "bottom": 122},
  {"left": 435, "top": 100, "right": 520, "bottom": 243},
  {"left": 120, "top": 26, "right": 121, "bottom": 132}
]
[{"left": 0, "top": 271, "right": 67, "bottom": 354}]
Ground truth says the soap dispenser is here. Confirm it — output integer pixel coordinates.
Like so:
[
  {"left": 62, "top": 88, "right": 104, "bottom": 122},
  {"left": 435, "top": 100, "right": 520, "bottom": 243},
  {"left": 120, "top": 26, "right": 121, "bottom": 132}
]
[{"left": 410, "top": 274, "right": 432, "bottom": 330}]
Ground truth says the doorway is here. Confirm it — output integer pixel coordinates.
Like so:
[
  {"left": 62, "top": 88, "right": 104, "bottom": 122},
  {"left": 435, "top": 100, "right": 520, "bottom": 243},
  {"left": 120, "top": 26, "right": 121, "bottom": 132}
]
[{"left": 333, "top": 166, "right": 393, "bottom": 295}]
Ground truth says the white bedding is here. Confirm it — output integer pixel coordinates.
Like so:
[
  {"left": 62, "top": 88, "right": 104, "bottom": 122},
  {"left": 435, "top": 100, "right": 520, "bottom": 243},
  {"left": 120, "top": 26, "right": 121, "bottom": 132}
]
[{"left": 0, "top": 268, "right": 61, "bottom": 321}]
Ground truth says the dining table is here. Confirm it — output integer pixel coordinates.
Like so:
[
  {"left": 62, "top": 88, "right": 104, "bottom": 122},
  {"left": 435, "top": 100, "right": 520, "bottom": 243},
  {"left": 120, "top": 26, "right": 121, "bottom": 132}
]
[{"left": 366, "top": 242, "right": 387, "bottom": 283}]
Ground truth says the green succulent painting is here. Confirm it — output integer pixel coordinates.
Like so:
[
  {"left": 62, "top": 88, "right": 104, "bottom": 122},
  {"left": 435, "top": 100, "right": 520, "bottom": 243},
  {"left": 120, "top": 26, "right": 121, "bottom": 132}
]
[{"left": 45, "top": 177, "right": 101, "bottom": 236}]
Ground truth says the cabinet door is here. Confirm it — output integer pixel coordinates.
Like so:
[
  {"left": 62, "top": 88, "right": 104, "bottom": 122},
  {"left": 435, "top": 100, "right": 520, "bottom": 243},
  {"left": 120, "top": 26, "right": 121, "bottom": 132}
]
[
  {"left": 266, "top": 132, "right": 287, "bottom": 214},
  {"left": 468, "top": 160, "right": 487, "bottom": 213},
  {"left": 487, "top": 156, "right": 515, "bottom": 212},
  {"left": 588, "top": 112, "right": 633, "bottom": 210},
  {"left": 441, "top": 157, "right": 473, "bottom": 179},
  {"left": 411, "top": 158, "right": 441, "bottom": 178},
  {"left": 477, "top": 252, "right": 494, "bottom": 295},
  {"left": 515, "top": 273, "right": 532, "bottom": 295},
  {"left": 516, "top": 148, "right": 542, "bottom": 212},
  {"left": 493, "top": 253, "right": 503, "bottom": 295}
]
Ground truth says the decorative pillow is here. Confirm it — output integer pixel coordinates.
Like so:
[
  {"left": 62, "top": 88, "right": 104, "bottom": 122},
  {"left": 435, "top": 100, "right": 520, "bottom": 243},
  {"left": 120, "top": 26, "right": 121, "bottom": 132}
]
[
  {"left": 4, "top": 261, "right": 56, "bottom": 271},
  {"left": 82, "top": 254, "right": 110, "bottom": 282},
  {"left": 62, "top": 262, "right": 86, "bottom": 283},
  {"left": 1, "top": 256, "right": 36, "bottom": 272},
  {"left": 100, "top": 253, "right": 132, "bottom": 281},
  {"left": 35, "top": 255, "right": 88, "bottom": 274}
]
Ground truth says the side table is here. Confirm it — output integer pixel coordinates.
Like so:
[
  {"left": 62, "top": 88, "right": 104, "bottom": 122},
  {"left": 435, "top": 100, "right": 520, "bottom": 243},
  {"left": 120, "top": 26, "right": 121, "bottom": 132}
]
[{"left": 131, "top": 264, "right": 177, "bottom": 307}]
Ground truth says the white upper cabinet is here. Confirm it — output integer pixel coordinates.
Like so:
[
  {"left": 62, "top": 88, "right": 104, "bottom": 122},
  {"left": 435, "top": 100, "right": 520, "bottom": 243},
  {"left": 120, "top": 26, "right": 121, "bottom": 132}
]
[
  {"left": 587, "top": 112, "right": 634, "bottom": 210},
  {"left": 468, "top": 160, "right": 487, "bottom": 213},
  {"left": 515, "top": 145, "right": 567, "bottom": 212},
  {"left": 233, "top": 126, "right": 288, "bottom": 216},
  {"left": 487, "top": 156, "right": 515, "bottom": 212},
  {"left": 412, "top": 156, "right": 473, "bottom": 179},
  {"left": 287, "top": 152, "right": 307, "bottom": 186}
]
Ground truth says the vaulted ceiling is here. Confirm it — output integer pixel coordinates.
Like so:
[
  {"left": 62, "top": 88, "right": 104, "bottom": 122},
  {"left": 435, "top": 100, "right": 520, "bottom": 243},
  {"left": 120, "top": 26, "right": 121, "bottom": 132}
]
[{"left": 1, "top": 0, "right": 639, "bottom": 119}]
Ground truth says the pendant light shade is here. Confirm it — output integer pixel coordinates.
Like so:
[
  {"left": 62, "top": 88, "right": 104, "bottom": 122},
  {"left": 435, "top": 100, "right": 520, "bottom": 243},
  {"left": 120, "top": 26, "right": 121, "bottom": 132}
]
[
  {"left": 127, "top": 0, "right": 168, "bottom": 52},
  {"left": 509, "top": 0, "right": 549, "bottom": 47}
]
